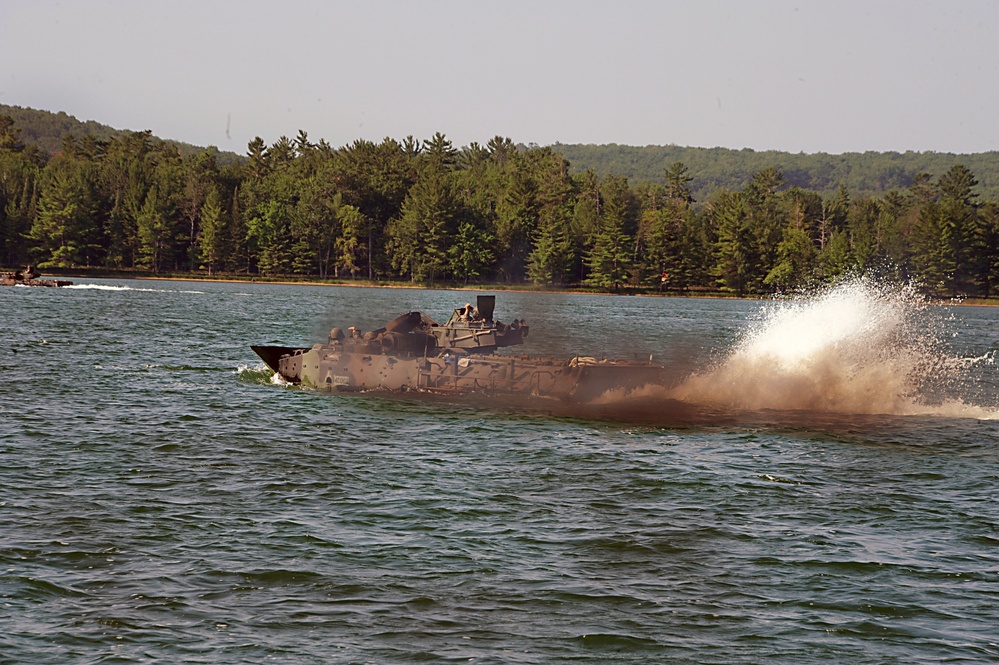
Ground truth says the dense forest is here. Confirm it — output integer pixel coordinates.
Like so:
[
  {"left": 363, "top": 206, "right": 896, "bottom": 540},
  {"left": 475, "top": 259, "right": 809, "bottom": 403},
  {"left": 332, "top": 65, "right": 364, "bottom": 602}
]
[{"left": 2, "top": 106, "right": 999, "bottom": 298}]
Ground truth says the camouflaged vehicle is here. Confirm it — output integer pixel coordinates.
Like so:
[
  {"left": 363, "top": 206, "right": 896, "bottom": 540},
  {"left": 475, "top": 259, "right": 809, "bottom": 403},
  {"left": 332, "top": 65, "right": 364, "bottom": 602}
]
[{"left": 252, "top": 295, "right": 666, "bottom": 403}]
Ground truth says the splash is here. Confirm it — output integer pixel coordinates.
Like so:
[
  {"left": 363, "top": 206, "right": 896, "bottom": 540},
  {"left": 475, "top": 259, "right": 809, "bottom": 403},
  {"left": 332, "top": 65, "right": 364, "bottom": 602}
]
[
  {"left": 668, "top": 278, "right": 998, "bottom": 419},
  {"left": 236, "top": 364, "right": 290, "bottom": 387}
]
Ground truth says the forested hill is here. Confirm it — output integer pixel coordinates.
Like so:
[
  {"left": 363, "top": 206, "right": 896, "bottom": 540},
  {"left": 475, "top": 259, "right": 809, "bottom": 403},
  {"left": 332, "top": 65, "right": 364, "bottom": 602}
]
[
  {"left": 5, "top": 103, "right": 999, "bottom": 300},
  {"left": 0, "top": 104, "right": 123, "bottom": 153},
  {"left": 8, "top": 104, "right": 999, "bottom": 199},
  {"left": 0, "top": 104, "right": 239, "bottom": 164},
  {"left": 554, "top": 143, "right": 999, "bottom": 201}
]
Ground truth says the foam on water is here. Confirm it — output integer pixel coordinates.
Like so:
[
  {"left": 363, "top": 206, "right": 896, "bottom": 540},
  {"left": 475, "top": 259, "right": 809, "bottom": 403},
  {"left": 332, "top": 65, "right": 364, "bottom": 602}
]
[
  {"left": 63, "top": 283, "right": 206, "bottom": 294},
  {"left": 235, "top": 364, "right": 287, "bottom": 386},
  {"left": 63, "top": 283, "right": 132, "bottom": 291},
  {"left": 669, "top": 277, "right": 999, "bottom": 419}
]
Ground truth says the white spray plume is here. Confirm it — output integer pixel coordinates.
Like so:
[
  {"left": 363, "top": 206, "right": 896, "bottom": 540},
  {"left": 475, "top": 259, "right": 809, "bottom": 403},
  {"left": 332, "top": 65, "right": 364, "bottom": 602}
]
[{"left": 669, "top": 277, "right": 997, "bottom": 418}]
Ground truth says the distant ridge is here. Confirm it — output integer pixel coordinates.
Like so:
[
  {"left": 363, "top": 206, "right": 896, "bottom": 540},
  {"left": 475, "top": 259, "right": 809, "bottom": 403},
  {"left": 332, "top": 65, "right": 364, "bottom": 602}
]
[
  {"left": 4, "top": 104, "right": 999, "bottom": 199},
  {"left": 0, "top": 104, "right": 241, "bottom": 164},
  {"left": 0, "top": 104, "right": 123, "bottom": 153},
  {"left": 552, "top": 142, "right": 999, "bottom": 201}
]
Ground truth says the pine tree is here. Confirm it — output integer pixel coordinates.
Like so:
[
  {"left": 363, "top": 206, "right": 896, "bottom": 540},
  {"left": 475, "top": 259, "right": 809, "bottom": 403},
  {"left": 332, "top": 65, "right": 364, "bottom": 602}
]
[
  {"left": 711, "top": 192, "right": 755, "bottom": 295},
  {"left": 387, "top": 166, "right": 460, "bottom": 282},
  {"left": 198, "top": 187, "right": 226, "bottom": 275},
  {"left": 29, "top": 155, "right": 97, "bottom": 267},
  {"left": 584, "top": 215, "right": 632, "bottom": 291}
]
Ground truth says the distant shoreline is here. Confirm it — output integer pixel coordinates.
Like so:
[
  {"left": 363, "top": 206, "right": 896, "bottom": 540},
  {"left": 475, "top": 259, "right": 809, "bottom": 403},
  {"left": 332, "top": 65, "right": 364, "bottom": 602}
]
[
  {"left": 132, "top": 274, "right": 746, "bottom": 300},
  {"left": 18, "top": 267, "right": 996, "bottom": 306},
  {"left": 8, "top": 266, "right": 742, "bottom": 299}
]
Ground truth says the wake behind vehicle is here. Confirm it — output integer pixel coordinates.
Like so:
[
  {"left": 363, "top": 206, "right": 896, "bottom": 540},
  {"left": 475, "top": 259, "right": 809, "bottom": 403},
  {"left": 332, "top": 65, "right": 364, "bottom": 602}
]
[{"left": 252, "top": 295, "right": 667, "bottom": 403}]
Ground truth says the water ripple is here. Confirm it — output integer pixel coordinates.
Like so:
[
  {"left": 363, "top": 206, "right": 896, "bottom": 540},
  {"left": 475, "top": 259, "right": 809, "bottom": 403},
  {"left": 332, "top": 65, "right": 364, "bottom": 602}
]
[{"left": 2, "top": 279, "right": 998, "bottom": 663}]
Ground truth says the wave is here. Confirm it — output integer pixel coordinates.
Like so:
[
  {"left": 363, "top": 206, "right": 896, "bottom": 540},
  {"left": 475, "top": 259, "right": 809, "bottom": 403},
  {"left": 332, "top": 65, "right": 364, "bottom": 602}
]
[{"left": 236, "top": 365, "right": 290, "bottom": 386}]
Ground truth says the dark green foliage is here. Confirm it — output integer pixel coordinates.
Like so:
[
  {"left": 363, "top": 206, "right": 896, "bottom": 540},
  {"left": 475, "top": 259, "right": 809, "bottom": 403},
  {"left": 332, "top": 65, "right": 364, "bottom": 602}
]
[
  {"left": 583, "top": 175, "right": 637, "bottom": 290},
  {"left": 449, "top": 221, "right": 495, "bottom": 285},
  {"left": 0, "top": 124, "right": 40, "bottom": 265},
  {"left": 4, "top": 106, "right": 999, "bottom": 297},
  {"left": 28, "top": 152, "right": 103, "bottom": 267},
  {"left": 641, "top": 197, "right": 709, "bottom": 291},
  {"left": 978, "top": 202, "right": 999, "bottom": 297},
  {"left": 711, "top": 191, "right": 756, "bottom": 295},
  {"left": 526, "top": 156, "right": 576, "bottom": 287}
]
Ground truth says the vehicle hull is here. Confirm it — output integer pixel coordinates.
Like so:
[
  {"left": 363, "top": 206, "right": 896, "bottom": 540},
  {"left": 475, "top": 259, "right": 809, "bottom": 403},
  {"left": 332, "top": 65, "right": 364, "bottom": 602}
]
[{"left": 253, "top": 344, "right": 667, "bottom": 403}]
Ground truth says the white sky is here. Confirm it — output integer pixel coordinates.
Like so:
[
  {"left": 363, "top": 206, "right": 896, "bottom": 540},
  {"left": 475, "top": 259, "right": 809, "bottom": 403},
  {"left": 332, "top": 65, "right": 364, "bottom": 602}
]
[{"left": 2, "top": 0, "right": 997, "bottom": 155}]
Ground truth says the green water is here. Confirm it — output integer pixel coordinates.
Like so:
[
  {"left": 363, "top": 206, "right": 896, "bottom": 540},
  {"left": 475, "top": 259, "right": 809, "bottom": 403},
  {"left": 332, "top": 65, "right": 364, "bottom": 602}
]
[{"left": 1, "top": 279, "right": 997, "bottom": 663}]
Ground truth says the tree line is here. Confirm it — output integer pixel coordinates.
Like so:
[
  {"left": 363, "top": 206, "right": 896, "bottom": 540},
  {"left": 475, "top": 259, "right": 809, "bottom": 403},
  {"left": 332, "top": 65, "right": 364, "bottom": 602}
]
[
  {"left": 555, "top": 142, "right": 999, "bottom": 202},
  {"left": 2, "top": 114, "right": 998, "bottom": 297}
]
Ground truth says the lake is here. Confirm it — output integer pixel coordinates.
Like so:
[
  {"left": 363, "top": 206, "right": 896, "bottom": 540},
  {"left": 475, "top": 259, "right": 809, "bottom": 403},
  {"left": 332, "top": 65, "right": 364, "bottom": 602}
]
[{"left": 2, "top": 278, "right": 997, "bottom": 663}]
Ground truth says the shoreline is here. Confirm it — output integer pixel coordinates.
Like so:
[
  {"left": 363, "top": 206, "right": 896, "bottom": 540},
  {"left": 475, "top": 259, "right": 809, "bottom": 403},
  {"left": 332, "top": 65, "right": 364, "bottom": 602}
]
[
  {"left": 33, "top": 268, "right": 750, "bottom": 300},
  {"left": 8, "top": 267, "right": 999, "bottom": 306}
]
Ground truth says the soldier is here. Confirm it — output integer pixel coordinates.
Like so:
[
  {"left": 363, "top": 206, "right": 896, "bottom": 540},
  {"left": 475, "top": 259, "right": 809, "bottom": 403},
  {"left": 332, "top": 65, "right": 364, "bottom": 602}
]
[{"left": 460, "top": 303, "right": 478, "bottom": 321}]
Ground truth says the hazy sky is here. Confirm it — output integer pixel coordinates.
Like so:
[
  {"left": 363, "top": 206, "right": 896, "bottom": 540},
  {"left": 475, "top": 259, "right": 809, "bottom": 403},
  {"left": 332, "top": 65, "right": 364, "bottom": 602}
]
[{"left": 2, "top": 0, "right": 997, "bottom": 155}]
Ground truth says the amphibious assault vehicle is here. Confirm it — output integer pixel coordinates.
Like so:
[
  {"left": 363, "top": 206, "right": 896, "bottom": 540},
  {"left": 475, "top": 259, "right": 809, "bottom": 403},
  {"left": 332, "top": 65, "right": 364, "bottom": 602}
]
[{"left": 252, "top": 295, "right": 667, "bottom": 403}]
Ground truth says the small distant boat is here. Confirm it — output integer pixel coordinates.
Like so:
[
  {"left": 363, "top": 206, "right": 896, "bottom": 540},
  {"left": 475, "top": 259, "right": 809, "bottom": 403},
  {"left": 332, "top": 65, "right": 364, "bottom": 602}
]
[{"left": 0, "top": 266, "right": 73, "bottom": 287}]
